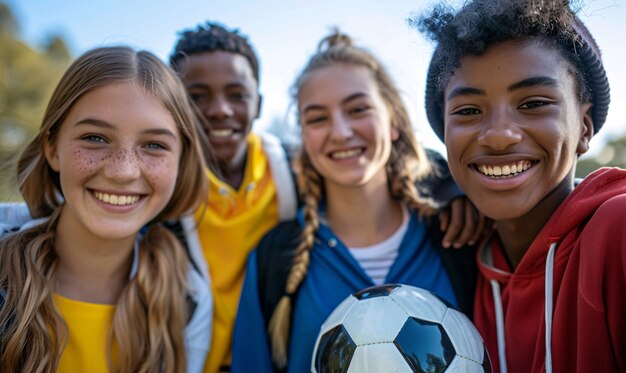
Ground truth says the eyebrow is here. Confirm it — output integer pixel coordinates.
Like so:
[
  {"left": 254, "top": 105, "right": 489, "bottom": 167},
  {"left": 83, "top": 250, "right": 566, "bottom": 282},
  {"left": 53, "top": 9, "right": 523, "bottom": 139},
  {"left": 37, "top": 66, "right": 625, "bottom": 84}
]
[
  {"left": 302, "top": 92, "right": 368, "bottom": 114},
  {"left": 507, "top": 76, "right": 559, "bottom": 92},
  {"left": 446, "top": 76, "right": 560, "bottom": 101},
  {"left": 186, "top": 81, "right": 247, "bottom": 91},
  {"left": 75, "top": 118, "right": 178, "bottom": 139}
]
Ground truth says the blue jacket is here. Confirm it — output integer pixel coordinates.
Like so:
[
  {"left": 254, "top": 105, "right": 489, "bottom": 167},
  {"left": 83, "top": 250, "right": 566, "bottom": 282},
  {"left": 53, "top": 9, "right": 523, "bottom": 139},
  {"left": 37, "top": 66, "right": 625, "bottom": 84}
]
[{"left": 232, "top": 209, "right": 476, "bottom": 373}]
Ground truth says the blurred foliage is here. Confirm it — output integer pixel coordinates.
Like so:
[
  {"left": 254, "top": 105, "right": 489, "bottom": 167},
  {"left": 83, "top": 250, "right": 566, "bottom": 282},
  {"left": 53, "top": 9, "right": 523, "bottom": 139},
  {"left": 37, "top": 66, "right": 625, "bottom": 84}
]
[
  {"left": 0, "top": 2, "right": 71, "bottom": 201},
  {"left": 577, "top": 135, "right": 626, "bottom": 178}
]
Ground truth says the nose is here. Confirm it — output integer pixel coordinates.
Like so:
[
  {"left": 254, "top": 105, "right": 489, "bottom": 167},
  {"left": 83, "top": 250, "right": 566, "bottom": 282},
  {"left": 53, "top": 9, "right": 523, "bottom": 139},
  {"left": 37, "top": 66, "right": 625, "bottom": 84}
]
[
  {"left": 204, "top": 94, "right": 233, "bottom": 120},
  {"left": 477, "top": 107, "right": 522, "bottom": 150},
  {"left": 103, "top": 148, "right": 141, "bottom": 183},
  {"left": 329, "top": 112, "right": 354, "bottom": 141}
]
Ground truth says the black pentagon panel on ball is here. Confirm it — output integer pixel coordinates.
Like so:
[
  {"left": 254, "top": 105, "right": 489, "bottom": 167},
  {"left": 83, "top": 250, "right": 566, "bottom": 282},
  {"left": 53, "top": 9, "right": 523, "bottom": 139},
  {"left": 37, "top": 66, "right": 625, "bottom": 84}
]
[
  {"left": 354, "top": 284, "right": 400, "bottom": 300},
  {"left": 394, "top": 317, "right": 456, "bottom": 373},
  {"left": 315, "top": 325, "right": 357, "bottom": 373}
]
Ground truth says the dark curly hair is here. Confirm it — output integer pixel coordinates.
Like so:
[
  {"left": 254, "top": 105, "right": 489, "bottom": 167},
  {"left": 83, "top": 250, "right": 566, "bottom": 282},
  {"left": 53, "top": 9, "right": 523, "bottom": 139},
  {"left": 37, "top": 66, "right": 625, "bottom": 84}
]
[
  {"left": 169, "top": 22, "right": 260, "bottom": 84},
  {"left": 412, "top": 0, "right": 610, "bottom": 140}
]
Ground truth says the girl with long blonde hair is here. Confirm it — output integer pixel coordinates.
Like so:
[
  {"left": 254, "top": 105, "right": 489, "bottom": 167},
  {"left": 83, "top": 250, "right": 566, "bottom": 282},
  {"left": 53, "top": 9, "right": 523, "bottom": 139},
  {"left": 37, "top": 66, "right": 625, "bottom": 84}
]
[{"left": 0, "top": 46, "right": 211, "bottom": 373}]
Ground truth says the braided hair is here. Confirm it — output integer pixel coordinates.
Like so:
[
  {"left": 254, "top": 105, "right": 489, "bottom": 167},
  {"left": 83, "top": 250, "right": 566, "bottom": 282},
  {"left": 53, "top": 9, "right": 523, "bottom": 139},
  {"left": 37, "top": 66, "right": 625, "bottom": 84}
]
[{"left": 267, "top": 30, "right": 437, "bottom": 368}]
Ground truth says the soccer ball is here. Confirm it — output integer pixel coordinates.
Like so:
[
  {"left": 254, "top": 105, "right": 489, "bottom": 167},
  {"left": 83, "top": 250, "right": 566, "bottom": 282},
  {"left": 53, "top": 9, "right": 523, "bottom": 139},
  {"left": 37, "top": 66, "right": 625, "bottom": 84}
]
[{"left": 312, "top": 284, "right": 491, "bottom": 373}]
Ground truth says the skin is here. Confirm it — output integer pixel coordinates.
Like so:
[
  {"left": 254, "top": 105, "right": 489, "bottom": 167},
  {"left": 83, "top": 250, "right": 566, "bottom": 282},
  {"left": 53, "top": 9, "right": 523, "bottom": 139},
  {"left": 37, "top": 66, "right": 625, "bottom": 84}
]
[
  {"left": 298, "top": 64, "right": 404, "bottom": 247},
  {"left": 443, "top": 39, "right": 593, "bottom": 268},
  {"left": 43, "top": 81, "right": 183, "bottom": 303},
  {"left": 177, "top": 51, "right": 261, "bottom": 189}
]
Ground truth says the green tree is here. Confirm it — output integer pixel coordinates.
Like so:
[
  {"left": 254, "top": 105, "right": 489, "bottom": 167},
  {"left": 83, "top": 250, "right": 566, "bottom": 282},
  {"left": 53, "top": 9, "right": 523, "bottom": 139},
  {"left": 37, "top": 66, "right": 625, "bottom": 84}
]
[
  {"left": 0, "top": 2, "right": 71, "bottom": 201},
  {"left": 577, "top": 134, "right": 626, "bottom": 178}
]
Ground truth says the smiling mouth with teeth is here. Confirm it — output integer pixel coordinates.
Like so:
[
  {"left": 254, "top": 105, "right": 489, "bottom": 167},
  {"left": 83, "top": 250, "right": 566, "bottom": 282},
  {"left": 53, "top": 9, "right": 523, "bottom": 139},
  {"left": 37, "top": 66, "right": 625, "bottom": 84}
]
[
  {"left": 210, "top": 129, "right": 235, "bottom": 138},
  {"left": 330, "top": 148, "right": 363, "bottom": 160},
  {"left": 475, "top": 160, "right": 534, "bottom": 177},
  {"left": 94, "top": 191, "right": 141, "bottom": 206}
]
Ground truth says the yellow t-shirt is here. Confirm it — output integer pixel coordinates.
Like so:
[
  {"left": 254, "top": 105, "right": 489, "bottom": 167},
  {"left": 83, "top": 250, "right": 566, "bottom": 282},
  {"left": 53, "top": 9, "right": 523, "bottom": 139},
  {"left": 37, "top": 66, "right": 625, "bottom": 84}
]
[
  {"left": 199, "top": 133, "right": 280, "bottom": 372},
  {"left": 54, "top": 294, "right": 117, "bottom": 373}
]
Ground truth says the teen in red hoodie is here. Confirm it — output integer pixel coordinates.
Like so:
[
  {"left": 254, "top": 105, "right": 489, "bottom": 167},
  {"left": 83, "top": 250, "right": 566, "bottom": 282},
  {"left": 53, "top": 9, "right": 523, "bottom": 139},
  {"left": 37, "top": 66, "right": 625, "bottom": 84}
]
[{"left": 416, "top": 1, "right": 624, "bottom": 372}]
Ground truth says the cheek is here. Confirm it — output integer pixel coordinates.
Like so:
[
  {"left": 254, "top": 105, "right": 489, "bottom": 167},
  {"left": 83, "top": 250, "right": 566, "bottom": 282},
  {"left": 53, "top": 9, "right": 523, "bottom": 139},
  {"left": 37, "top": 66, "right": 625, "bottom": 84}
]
[
  {"left": 66, "top": 141, "right": 109, "bottom": 182},
  {"left": 140, "top": 153, "right": 180, "bottom": 190},
  {"left": 302, "top": 129, "right": 324, "bottom": 152}
]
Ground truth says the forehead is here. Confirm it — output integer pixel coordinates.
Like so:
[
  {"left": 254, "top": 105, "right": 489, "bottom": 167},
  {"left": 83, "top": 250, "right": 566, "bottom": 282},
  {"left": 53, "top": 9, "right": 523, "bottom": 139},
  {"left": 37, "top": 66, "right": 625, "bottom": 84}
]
[
  {"left": 61, "top": 81, "right": 178, "bottom": 135},
  {"left": 446, "top": 39, "right": 573, "bottom": 93},
  {"left": 179, "top": 51, "right": 257, "bottom": 87},
  {"left": 298, "top": 64, "right": 379, "bottom": 106}
]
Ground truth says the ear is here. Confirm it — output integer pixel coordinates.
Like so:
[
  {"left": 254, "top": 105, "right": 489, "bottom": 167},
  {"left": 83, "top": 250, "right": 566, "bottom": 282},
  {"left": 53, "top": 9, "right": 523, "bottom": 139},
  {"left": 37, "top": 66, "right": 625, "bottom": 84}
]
[
  {"left": 391, "top": 126, "right": 399, "bottom": 141},
  {"left": 576, "top": 102, "right": 594, "bottom": 155},
  {"left": 43, "top": 132, "right": 61, "bottom": 172},
  {"left": 255, "top": 93, "right": 263, "bottom": 120}
]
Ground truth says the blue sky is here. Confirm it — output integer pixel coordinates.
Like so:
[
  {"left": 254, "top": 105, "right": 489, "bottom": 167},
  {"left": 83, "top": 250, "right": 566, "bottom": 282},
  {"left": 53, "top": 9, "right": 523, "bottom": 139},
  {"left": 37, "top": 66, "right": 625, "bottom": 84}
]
[{"left": 5, "top": 0, "right": 625, "bottom": 156}]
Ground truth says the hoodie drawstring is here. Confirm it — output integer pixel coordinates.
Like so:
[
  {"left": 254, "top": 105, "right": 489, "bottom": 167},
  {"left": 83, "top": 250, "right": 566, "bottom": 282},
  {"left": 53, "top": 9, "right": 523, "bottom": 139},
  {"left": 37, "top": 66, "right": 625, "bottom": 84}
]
[
  {"left": 490, "top": 279, "right": 508, "bottom": 373},
  {"left": 487, "top": 240, "right": 557, "bottom": 373},
  {"left": 544, "top": 242, "right": 557, "bottom": 373}
]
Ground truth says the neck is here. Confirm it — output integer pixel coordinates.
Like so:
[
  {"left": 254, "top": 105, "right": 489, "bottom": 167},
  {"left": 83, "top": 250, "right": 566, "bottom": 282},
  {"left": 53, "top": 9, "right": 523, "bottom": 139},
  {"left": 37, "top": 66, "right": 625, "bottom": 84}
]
[
  {"left": 325, "top": 176, "right": 403, "bottom": 248},
  {"left": 495, "top": 176, "right": 574, "bottom": 269},
  {"left": 218, "top": 147, "right": 248, "bottom": 190},
  {"left": 53, "top": 208, "right": 134, "bottom": 304}
]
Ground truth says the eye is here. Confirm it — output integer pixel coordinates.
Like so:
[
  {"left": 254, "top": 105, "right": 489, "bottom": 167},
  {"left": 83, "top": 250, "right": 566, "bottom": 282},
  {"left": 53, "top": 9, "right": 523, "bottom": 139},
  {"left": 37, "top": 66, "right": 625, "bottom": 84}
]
[
  {"left": 144, "top": 142, "right": 167, "bottom": 151},
  {"left": 519, "top": 100, "right": 550, "bottom": 109},
  {"left": 189, "top": 93, "right": 206, "bottom": 104},
  {"left": 451, "top": 107, "right": 481, "bottom": 116},
  {"left": 81, "top": 134, "right": 107, "bottom": 143},
  {"left": 229, "top": 91, "right": 250, "bottom": 101},
  {"left": 349, "top": 105, "right": 371, "bottom": 116},
  {"left": 304, "top": 116, "right": 328, "bottom": 125}
]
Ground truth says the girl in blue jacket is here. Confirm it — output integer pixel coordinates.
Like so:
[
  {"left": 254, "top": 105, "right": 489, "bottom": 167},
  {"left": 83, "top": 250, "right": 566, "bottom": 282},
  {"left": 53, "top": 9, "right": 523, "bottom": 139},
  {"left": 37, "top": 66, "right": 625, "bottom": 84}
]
[{"left": 232, "top": 31, "right": 484, "bottom": 372}]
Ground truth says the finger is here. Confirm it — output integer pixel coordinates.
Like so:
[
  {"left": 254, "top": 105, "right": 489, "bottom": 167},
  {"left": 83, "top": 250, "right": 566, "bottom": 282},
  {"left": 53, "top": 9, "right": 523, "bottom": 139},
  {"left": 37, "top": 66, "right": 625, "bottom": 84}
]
[
  {"left": 439, "top": 209, "right": 450, "bottom": 232},
  {"left": 469, "top": 209, "right": 486, "bottom": 245},
  {"left": 441, "top": 199, "right": 464, "bottom": 249},
  {"left": 453, "top": 200, "right": 476, "bottom": 248}
]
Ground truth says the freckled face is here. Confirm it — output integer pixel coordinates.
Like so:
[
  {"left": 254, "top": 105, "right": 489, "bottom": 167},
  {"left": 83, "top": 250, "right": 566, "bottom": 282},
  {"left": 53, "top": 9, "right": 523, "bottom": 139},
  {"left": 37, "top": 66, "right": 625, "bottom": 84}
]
[
  {"left": 443, "top": 40, "right": 592, "bottom": 221},
  {"left": 298, "top": 64, "right": 395, "bottom": 192},
  {"left": 44, "top": 81, "right": 182, "bottom": 242}
]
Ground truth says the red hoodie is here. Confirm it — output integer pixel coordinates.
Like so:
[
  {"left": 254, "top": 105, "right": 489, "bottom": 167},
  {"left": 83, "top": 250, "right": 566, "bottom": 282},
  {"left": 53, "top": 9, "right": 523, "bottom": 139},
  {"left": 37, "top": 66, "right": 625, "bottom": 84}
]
[{"left": 474, "top": 167, "right": 626, "bottom": 373}]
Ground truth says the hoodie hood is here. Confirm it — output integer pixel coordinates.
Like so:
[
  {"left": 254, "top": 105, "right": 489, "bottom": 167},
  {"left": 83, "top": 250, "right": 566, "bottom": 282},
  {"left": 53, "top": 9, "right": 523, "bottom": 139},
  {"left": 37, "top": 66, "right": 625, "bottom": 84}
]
[{"left": 546, "top": 167, "right": 626, "bottom": 239}]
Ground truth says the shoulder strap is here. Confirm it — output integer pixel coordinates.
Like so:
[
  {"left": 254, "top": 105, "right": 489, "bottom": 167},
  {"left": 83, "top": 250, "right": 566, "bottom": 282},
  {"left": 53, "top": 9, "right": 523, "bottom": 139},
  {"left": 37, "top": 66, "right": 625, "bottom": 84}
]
[
  {"left": 260, "top": 133, "right": 299, "bottom": 221},
  {"left": 425, "top": 216, "right": 478, "bottom": 318},
  {"left": 256, "top": 220, "right": 301, "bottom": 326}
]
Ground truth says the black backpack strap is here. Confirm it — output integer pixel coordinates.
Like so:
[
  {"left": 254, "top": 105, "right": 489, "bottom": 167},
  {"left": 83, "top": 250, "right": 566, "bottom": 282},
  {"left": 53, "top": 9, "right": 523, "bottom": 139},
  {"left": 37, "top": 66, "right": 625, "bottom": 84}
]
[
  {"left": 256, "top": 220, "right": 302, "bottom": 325},
  {"left": 425, "top": 216, "right": 478, "bottom": 318},
  {"left": 255, "top": 220, "right": 301, "bottom": 373}
]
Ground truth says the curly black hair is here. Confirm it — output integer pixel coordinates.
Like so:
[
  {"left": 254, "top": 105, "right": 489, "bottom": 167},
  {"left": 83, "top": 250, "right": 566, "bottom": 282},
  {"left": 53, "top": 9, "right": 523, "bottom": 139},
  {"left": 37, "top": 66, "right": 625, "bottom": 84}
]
[
  {"left": 412, "top": 0, "right": 610, "bottom": 140},
  {"left": 169, "top": 22, "right": 260, "bottom": 84}
]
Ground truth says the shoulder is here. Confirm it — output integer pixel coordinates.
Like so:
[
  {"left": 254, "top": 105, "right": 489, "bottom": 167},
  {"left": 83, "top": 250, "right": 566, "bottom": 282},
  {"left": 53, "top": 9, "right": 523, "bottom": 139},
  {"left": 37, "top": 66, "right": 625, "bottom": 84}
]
[
  {"left": 582, "top": 193, "right": 626, "bottom": 246},
  {"left": 0, "top": 202, "right": 34, "bottom": 235},
  {"left": 256, "top": 220, "right": 301, "bottom": 263}
]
